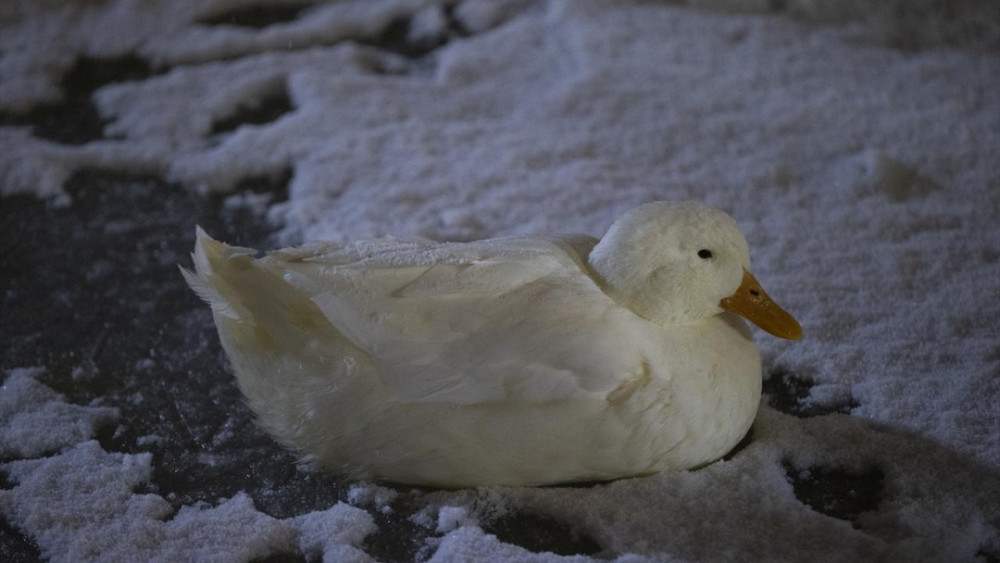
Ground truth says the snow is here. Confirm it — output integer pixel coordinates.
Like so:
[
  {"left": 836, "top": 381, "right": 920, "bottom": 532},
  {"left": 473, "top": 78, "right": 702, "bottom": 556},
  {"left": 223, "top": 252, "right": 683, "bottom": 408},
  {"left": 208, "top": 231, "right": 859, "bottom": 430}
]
[
  {"left": 0, "top": 368, "right": 119, "bottom": 458},
  {"left": 290, "top": 502, "right": 377, "bottom": 562},
  {"left": 2, "top": 0, "right": 999, "bottom": 561},
  {"left": 348, "top": 483, "right": 400, "bottom": 514},
  {"left": 0, "top": 374, "right": 376, "bottom": 561},
  {"left": 436, "top": 506, "right": 476, "bottom": 534},
  {"left": 428, "top": 526, "right": 593, "bottom": 563}
]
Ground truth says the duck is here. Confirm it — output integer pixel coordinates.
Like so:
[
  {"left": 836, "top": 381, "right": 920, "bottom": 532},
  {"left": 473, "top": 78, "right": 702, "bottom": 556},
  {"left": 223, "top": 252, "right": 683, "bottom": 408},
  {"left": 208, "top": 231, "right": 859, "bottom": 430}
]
[{"left": 183, "top": 201, "right": 801, "bottom": 487}]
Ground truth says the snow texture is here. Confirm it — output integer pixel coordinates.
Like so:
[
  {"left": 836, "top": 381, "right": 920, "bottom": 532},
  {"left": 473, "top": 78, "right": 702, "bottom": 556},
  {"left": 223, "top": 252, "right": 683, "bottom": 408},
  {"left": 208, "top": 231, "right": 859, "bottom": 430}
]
[
  {"left": 0, "top": 368, "right": 118, "bottom": 458},
  {"left": 348, "top": 483, "right": 400, "bottom": 514},
  {"left": 2, "top": 0, "right": 999, "bottom": 561},
  {"left": 290, "top": 502, "right": 377, "bottom": 562},
  {"left": 0, "top": 370, "right": 377, "bottom": 561}
]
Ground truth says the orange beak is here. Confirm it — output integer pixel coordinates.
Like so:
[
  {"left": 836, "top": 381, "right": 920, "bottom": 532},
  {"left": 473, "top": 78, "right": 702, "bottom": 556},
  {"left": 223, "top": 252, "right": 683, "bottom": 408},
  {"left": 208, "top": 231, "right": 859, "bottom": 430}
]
[{"left": 720, "top": 269, "right": 802, "bottom": 340}]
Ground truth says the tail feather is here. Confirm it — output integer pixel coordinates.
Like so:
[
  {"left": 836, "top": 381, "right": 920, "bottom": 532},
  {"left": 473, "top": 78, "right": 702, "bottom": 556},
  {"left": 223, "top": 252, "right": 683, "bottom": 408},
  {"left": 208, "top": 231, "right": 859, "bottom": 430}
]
[
  {"left": 181, "top": 227, "right": 364, "bottom": 450},
  {"left": 182, "top": 227, "right": 338, "bottom": 352},
  {"left": 182, "top": 227, "right": 255, "bottom": 322}
]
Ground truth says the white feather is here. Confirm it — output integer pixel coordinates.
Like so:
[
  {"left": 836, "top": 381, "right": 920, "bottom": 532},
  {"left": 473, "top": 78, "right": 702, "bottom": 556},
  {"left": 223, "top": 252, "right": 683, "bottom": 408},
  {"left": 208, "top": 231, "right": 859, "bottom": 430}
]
[{"left": 184, "top": 202, "right": 783, "bottom": 487}]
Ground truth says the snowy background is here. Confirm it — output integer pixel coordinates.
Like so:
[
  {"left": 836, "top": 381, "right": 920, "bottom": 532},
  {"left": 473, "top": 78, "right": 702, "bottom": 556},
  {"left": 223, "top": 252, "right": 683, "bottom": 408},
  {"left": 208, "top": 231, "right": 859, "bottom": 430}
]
[{"left": 2, "top": 0, "right": 999, "bottom": 561}]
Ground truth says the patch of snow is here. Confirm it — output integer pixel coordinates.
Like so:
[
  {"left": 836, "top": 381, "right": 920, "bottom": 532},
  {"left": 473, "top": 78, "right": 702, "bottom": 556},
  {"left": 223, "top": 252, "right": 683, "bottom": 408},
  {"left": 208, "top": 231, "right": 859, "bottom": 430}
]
[
  {"left": 1, "top": 402, "right": 379, "bottom": 561},
  {"left": 492, "top": 407, "right": 1000, "bottom": 560},
  {"left": 0, "top": 368, "right": 119, "bottom": 458},
  {"left": 0, "top": 441, "right": 173, "bottom": 561},
  {"left": 347, "top": 482, "right": 400, "bottom": 514},
  {"left": 289, "top": 502, "right": 377, "bottom": 562},
  {"left": 435, "top": 505, "right": 476, "bottom": 534},
  {"left": 159, "top": 493, "right": 298, "bottom": 562},
  {"left": 428, "top": 525, "right": 594, "bottom": 562}
]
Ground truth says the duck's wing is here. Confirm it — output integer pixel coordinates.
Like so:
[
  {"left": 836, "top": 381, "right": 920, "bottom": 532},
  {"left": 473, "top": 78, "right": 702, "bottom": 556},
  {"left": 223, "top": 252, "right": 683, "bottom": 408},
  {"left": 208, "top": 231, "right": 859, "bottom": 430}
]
[{"left": 271, "top": 234, "right": 653, "bottom": 406}]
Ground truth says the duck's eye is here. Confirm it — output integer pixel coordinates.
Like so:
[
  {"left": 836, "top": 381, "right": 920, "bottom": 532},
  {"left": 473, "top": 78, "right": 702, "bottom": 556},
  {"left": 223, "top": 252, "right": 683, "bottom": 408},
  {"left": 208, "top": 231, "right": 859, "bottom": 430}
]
[{"left": 697, "top": 249, "right": 713, "bottom": 259}]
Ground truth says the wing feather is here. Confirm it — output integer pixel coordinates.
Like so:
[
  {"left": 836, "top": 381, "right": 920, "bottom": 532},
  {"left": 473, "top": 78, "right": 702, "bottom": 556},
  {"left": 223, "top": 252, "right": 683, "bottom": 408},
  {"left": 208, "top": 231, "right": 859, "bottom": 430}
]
[{"left": 281, "top": 235, "right": 649, "bottom": 405}]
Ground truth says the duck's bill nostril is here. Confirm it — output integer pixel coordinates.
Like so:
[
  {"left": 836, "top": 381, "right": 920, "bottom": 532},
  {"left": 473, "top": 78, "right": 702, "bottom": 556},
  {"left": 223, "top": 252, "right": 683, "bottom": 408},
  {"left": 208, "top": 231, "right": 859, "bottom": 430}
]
[{"left": 720, "top": 269, "right": 802, "bottom": 340}]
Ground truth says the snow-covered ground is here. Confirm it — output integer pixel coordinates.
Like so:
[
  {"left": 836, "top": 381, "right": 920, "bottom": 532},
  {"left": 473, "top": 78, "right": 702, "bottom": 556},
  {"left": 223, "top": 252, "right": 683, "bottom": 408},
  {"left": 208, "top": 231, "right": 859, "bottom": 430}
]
[{"left": 2, "top": 0, "right": 998, "bottom": 561}]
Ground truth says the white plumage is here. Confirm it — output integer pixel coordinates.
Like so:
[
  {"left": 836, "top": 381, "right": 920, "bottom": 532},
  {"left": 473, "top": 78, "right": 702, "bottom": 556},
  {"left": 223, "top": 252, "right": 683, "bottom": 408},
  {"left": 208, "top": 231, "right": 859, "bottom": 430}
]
[{"left": 183, "top": 201, "right": 801, "bottom": 487}]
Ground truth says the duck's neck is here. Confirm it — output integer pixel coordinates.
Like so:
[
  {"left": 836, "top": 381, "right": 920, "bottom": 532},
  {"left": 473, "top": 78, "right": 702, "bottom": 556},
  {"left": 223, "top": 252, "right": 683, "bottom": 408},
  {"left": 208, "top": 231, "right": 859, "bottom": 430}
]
[{"left": 588, "top": 241, "right": 710, "bottom": 328}]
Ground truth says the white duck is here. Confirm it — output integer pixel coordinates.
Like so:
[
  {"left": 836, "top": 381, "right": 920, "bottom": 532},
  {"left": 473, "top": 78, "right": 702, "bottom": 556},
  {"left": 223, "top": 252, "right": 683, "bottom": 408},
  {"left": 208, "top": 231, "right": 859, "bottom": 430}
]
[{"left": 183, "top": 201, "right": 800, "bottom": 487}]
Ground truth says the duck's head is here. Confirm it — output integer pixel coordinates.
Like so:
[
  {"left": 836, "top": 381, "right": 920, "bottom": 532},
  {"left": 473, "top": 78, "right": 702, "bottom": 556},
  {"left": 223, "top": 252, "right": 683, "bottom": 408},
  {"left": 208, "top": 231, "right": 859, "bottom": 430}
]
[{"left": 589, "top": 201, "right": 802, "bottom": 339}]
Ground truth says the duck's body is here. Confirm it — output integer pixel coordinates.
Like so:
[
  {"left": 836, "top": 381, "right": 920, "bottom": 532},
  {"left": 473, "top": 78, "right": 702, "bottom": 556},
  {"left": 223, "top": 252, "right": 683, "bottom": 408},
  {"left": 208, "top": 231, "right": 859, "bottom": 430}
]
[{"left": 185, "top": 202, "right": 799, "bottom": 487}]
